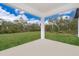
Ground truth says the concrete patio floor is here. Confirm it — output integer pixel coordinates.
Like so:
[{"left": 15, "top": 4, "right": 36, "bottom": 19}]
[{"left": 0, "top": 39, "right": 79, "bottom": 56}]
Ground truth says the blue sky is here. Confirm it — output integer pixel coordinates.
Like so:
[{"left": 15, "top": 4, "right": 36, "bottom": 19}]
[
  {"left": 45, "top": 8, "right": 76, "bottom": 21},
  {"left": 0, "top": 3, "right": 77, "bottom": 22},
  {"left": 0, "top": 3, "right": 40, "bottom": 20}
]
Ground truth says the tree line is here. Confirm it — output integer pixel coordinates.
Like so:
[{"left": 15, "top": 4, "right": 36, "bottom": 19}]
[
  {"left": 0, "top": 19, "right": 40, "bottom": 34},
  {"left": 45, "top": 18, "right": 78, "bottom": 34}
]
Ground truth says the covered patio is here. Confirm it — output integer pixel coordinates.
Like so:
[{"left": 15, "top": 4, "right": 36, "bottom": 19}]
[{"left": 0, "top": 3, "right": 79, "bottom": 55}]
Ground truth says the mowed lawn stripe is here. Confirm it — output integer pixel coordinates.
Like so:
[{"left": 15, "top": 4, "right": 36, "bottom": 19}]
[
  {"left": 0, "top": 32, "right": 40, "bottom": 51},
  {"left": 46, "top": 32, "right": 79, "bottom": 46}
]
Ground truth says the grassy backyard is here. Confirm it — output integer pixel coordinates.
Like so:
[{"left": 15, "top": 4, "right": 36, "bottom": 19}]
[
  {"left": 0, "top": 32, "right": 40, "bottom": 51},
  {"left": 46, "top": 32, "right": 79, "bottom": 46}
]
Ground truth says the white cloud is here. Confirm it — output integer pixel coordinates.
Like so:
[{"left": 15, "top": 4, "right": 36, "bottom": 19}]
[
  {"left": 21, "top": 14, "right": 28, "bottom": 21},
  {"left": 45, "top": 20, "right": 48, "bottom": 24},
  {"left": 15, "top": 9, "right": 19, "bottom": 12},
  {"left": 0, "top": 7, "right": 19, "bottom": 21},
  {"left": 27, "top": 18, "right": 40, "bottom": 25},
  {"left": 20, "top": 11, "right": 25, "bottom": 14},
  {"left": 62, "top": 15, "right": 70, "bottom": 20},
  {"left": 0, "top": 7, "right": 39, "bottom": 23}
]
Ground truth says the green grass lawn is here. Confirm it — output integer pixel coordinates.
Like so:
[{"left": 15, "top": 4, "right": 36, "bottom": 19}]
[
  {"left": 0, "top": 32, "right": 40, "bottom": 51},
  {"left": 46, "top": 32, "right": 79, "bottom": 46}
]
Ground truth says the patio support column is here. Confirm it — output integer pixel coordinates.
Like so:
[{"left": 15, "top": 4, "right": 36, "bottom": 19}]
[
  {"left": 41, "top": 17, "right": 45, "bottom": 39},
  {"left": 78, "top": 18, "right": 79, "bottom": 37}
]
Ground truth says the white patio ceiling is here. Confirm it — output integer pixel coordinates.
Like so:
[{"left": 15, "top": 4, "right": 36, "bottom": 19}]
[{"left": 5, "top": 3, "right": 79, "bottom": 16}]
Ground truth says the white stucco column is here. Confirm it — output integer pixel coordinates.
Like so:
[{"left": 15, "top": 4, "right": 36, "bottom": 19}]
[
  {"left": 41, "top": 17, "right": 45, "bottom": 39},
  {"left": 78, "top": 18, "right": 79, "bottom": 37}
]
